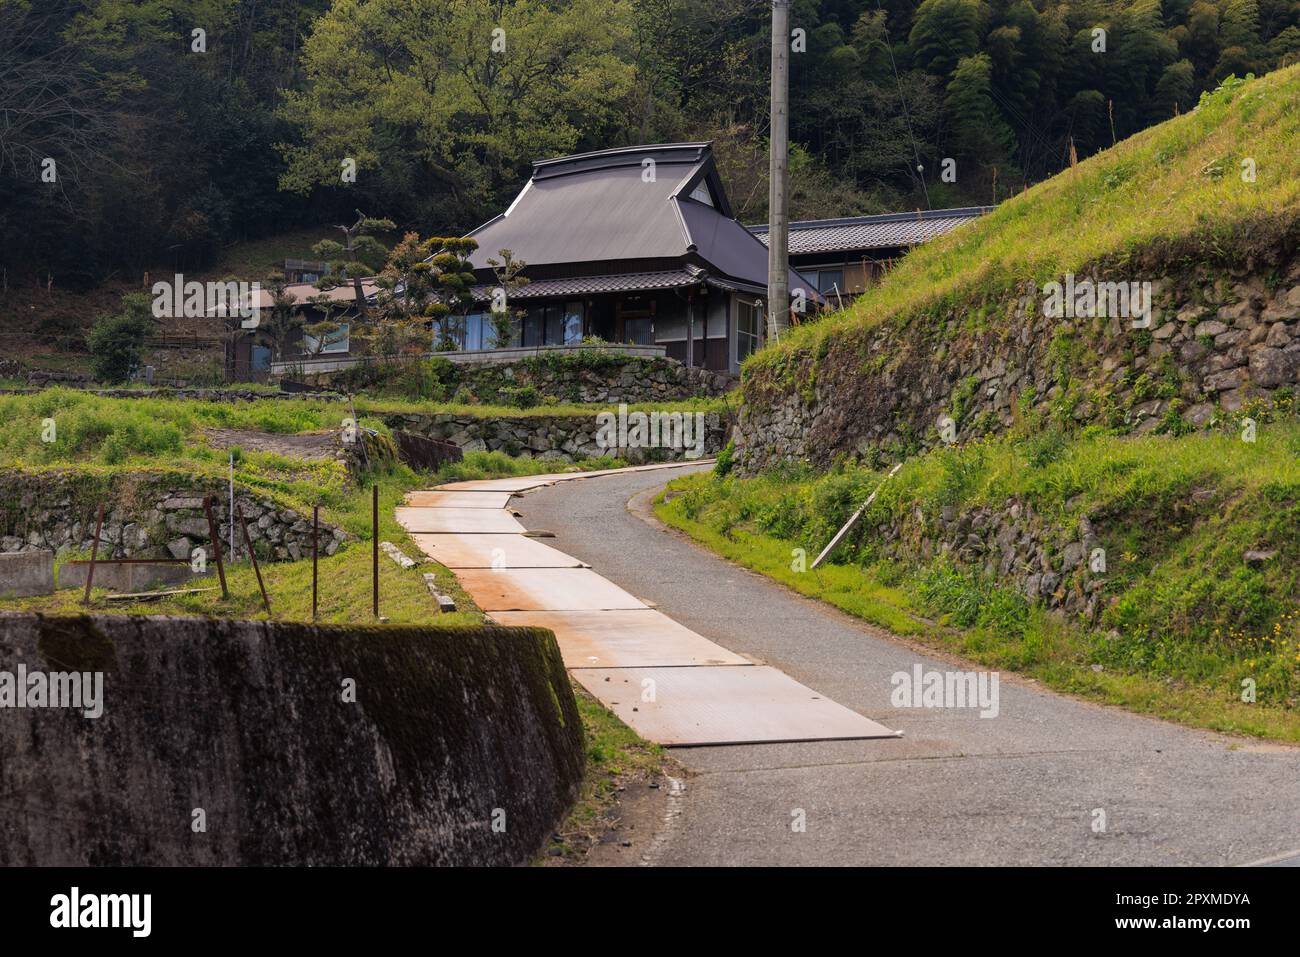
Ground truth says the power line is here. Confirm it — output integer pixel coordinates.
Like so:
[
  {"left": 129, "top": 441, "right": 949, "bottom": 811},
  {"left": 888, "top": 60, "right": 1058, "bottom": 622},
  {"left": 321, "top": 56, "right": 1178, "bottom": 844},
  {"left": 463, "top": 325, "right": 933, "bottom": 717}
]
[{"left": 872, "top": 0, "right": 931, "bottom": 210}]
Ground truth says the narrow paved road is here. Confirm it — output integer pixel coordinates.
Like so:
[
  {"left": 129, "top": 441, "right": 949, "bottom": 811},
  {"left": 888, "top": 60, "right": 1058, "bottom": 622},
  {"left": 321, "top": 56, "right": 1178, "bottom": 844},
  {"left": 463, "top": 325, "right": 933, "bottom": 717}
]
[{"left": 514, "top": 464, "right": 1300, "bottom": 866}]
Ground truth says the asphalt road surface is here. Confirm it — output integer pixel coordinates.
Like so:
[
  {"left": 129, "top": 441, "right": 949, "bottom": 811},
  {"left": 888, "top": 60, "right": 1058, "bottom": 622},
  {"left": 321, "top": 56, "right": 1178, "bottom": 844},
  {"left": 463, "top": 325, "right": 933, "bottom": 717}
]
[{"left": 513, "top": 463, "right": 1300, "bottom": 866}]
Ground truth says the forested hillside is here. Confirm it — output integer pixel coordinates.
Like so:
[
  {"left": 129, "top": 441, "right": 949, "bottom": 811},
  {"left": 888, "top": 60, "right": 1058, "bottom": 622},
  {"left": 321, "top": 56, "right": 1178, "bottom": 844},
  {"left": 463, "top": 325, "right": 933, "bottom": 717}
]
[{"left": 3, "top": 0, "right": 1297, "bottom": 290}]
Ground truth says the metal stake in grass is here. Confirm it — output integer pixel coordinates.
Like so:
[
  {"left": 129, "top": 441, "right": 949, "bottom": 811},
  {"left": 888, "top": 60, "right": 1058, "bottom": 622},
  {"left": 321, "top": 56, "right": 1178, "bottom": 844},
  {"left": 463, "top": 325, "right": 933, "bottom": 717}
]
[
  {"left": 312, "top": 504, "right": 319, "bottom": 621},
  {"left": 82, "top": 501, "right": 105, "bottom": 605},
  {"left": 236, "top": 504, "right": 272, "bottom": 616},
  {"left": 812, "top": 463, "right": 903, "bottom": 570},
  {"left": 372, "top": 483, "right": 379, "bottom": 618},
  {"left": 202, "top": 495, "right": 229, "bottom": 599}
]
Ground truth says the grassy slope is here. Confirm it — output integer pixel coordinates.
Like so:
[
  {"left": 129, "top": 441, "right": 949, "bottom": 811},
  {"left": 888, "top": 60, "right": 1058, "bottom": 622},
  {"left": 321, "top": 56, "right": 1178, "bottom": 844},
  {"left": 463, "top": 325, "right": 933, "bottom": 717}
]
[
  {"left": 0, "top": 392, "right": 664, "bottom": 837},
  {"left": 0, "top": 388, "right": 636, "bottom": 618},
  {"left": 749, "top": 68, "right": 1300, "bottom": 375},
  {"left": 678, "top": 70, "right": 1300, "bottom": 740},
  {"left": 659, "top": 418, "right": 1300, "bottom": 740},
  {"left": 0, "top": 388, "right": 707, "bottom": 505}
]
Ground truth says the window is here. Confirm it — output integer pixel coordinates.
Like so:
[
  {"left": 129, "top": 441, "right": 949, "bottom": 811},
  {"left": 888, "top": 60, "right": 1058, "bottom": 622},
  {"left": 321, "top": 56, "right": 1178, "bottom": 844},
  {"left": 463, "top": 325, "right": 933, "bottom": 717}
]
[
  {"left": 653, "top": 306, "right": 706, "bottom": 344},
  {"left": 689, "top": 181, "right": 715, "bottom": 207},
  {"left": 817, "top": 269, "right": 843, "bottom": 295},
  {"left": 544, "top": 305, "right": 564, "bottom": 345},
  {"left": 654, "top": 314, "right": 687, "bottom": 342},
  {"left": 304, "top": 322, "right": 350, "bottom": 355},
  {"left": 523, "top": 307, "right": 544, "bottom": 346},
  {"left": 522, "top": 303, "right": 585, "bottom": 346},
  {"left": 735, "top": 300, "right": 759, "bottom": 363},
  {"left": 624, "top": 318, "right": 654, "bottom": 345},
  {"left": 562, "top": 301, "right": 584, "bottom": 343},
  {"left": 456, "top": 313, "right": 486, "bottom": 351},
  {"left": 707, "top": 299, "right": 727, "bottom": 338}
]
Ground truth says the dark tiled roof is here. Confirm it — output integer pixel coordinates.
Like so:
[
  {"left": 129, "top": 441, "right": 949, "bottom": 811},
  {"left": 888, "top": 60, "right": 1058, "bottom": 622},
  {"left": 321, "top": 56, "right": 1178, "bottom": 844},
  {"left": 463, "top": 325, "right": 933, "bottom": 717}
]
[
  {"left": 465, "top": 143, "right": 819, "bottom": 302},
  {"left": 470, "top": 269, "right": 705, "bottom": 302},
  {"left": 749, "top": 207, "right": 992, "bottom": 255}
]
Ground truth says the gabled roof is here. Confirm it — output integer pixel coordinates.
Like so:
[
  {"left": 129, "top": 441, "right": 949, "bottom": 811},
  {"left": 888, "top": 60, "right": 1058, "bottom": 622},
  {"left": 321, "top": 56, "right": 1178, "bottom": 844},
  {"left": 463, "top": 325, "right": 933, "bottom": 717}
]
[
  {"left": 466, "top": 143, "right": 818, "bottom": 301},
  {"left": 749, "top": 207, "right": 992, "bottom": 256}
]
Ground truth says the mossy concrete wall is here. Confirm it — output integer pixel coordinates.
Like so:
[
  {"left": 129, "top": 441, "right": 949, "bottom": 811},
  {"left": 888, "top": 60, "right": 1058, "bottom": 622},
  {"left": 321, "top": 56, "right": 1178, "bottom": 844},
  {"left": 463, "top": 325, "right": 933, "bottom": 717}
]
[{"left": 0, "top": 612, "right": 584, "bottom": 866}]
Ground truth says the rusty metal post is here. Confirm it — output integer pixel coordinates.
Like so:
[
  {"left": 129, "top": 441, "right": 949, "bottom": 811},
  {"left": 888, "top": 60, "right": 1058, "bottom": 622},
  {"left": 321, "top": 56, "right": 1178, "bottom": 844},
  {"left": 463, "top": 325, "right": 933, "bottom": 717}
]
[
  {"left": 312, "top": 504, "right": 319, "bottom": 621},
  {"left": 203, "top": 495, "right": 229, "bottom": 599},
  {"left": 81, "top": 502, "right": 105, "bottom": 605},
  {"left": 372, "top": 483, "right": 379, "bottom": 618},
  {"left": 236, "top": 505, "right": 272, "bottom": 616}
]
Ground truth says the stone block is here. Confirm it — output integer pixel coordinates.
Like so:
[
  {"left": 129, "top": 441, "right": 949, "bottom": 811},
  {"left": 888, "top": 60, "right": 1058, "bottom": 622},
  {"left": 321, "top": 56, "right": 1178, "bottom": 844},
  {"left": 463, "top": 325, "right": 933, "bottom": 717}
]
[{"left": 0, "top": 550, "right": 54, "bottom": 597}]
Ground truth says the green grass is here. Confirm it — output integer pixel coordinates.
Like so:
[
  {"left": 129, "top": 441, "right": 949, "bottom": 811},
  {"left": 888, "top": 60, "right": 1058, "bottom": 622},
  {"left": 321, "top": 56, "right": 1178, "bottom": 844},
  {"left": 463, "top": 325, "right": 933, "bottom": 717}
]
[
  {"left": 748, "top": 67, "right": 1300, "bottom": 376},
  {"left": 0, "top": 385, "right": 630, "bottom": 625},
  {"left": 0, "top": 388, "right": 657, "bottom": 514},
  {"left": 656, "top": 420, "right": 1300, "bottom": 741},
  {"left": 0, "top": 468, "right": 478, "bottom": 623}
]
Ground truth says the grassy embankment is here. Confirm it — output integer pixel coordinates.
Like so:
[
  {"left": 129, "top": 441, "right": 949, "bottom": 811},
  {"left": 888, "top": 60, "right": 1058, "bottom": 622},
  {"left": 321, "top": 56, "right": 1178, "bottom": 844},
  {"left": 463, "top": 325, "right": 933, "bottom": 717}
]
[
  {"left": 661, "top": 70, "right": 1300, "bottom": 742},
  {"left": 746, "top": 68, "right": 1300, "bottom": 383},
  {"left": 0, "top": 386, "right": 667, "bottom": 846},
  {"left": 0, "top": 388, "right": 632, "bottom": 622},
  {"left": 661, "top": 420, "right": 1300, "bottom": 741}
]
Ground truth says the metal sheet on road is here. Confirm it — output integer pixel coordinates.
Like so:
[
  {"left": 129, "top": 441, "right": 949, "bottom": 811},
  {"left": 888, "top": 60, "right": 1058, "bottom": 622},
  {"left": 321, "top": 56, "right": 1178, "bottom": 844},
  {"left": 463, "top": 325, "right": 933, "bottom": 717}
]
[
  {"left": 573, "top": 666, "right": 898, "bottom": 747},
  {"left": 490, "top": 609, "right": 750, "bottom": 668},
  {"left": 457, "top": 567, "right": 647, "bottom": 611},
  {"left": 433, "top": 461, "right": 713, "bottom": 492},
  {"left": 404, "top": 490, "right": 514, "bottom": 508},
  {"left": 433, "top": 477, "right": 555, "bottom": 492},
  {"left": 525, "top": 460, "right": 717, "bottom": 484},
  {"left": 394, "top": 507, "right": 525, "bottom": 534},
  {"left": 409, "top": 533, "right": 586, "bottom": 569}
]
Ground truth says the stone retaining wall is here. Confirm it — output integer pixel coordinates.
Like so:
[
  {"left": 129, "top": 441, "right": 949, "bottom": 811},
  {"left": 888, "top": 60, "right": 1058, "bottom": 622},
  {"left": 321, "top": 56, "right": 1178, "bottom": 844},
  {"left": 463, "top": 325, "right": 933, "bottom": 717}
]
[
  {"left": 869, "top": 498, "right": 1114, "bottom": 623},
  {"left": 381, "top": 409, "right": 732, "bottom": 464},
  {"left": 0, "top": 469, "right": 349, "bottom": 563},
  {"left": 736, "top": 255, "right": 1300, "bottom": 472},
  {"left": 327, "top": 352, "right": 735, "bottom": 405}
]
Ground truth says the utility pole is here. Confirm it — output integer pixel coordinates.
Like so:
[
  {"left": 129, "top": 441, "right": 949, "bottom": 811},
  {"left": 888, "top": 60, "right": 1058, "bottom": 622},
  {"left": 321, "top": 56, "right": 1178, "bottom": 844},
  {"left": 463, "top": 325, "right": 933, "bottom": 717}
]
[{"left": 766, "top": 0, "right": 791, "bottom": 341}]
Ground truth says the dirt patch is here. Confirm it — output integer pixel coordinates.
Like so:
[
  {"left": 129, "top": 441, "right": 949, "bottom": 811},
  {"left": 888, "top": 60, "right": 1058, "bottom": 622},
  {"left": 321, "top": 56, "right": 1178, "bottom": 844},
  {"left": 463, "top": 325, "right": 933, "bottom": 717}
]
[
  {"left": 541, "top": 772, "right": 685, "bottom": 867},
  {"left": 204, "top": 428, "right": 339, "bottom": 461}
]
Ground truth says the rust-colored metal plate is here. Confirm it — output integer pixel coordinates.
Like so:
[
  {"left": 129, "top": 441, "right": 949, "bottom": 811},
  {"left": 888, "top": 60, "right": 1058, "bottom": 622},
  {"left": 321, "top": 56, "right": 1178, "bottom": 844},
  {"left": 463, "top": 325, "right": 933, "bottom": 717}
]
[
  {"left": 572, "top": 666, "right": 898, "bottom": 747},
  {"left": 409, "top": 533, "right": 586, "bottom": 569},
  {"left": 456, "top": 567, "right": 646, "bottom": 611},
  {"left": 404, "top": 490, "right": 514, "bottom": 508},
  {"left": 490, "top": 609, "right": 750, "bottom": 669},
  {"left": 432, "top": 460, "right": 714, "bottom": 492},
  {"left": 525, "top": 460, "right": 718, "bottom": 484},
  {"left": 433, "top": 477, "right": 555, "bottom": 492},
  {"left": 394, "top": 506, "right": 524, "bottom": 534}
]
